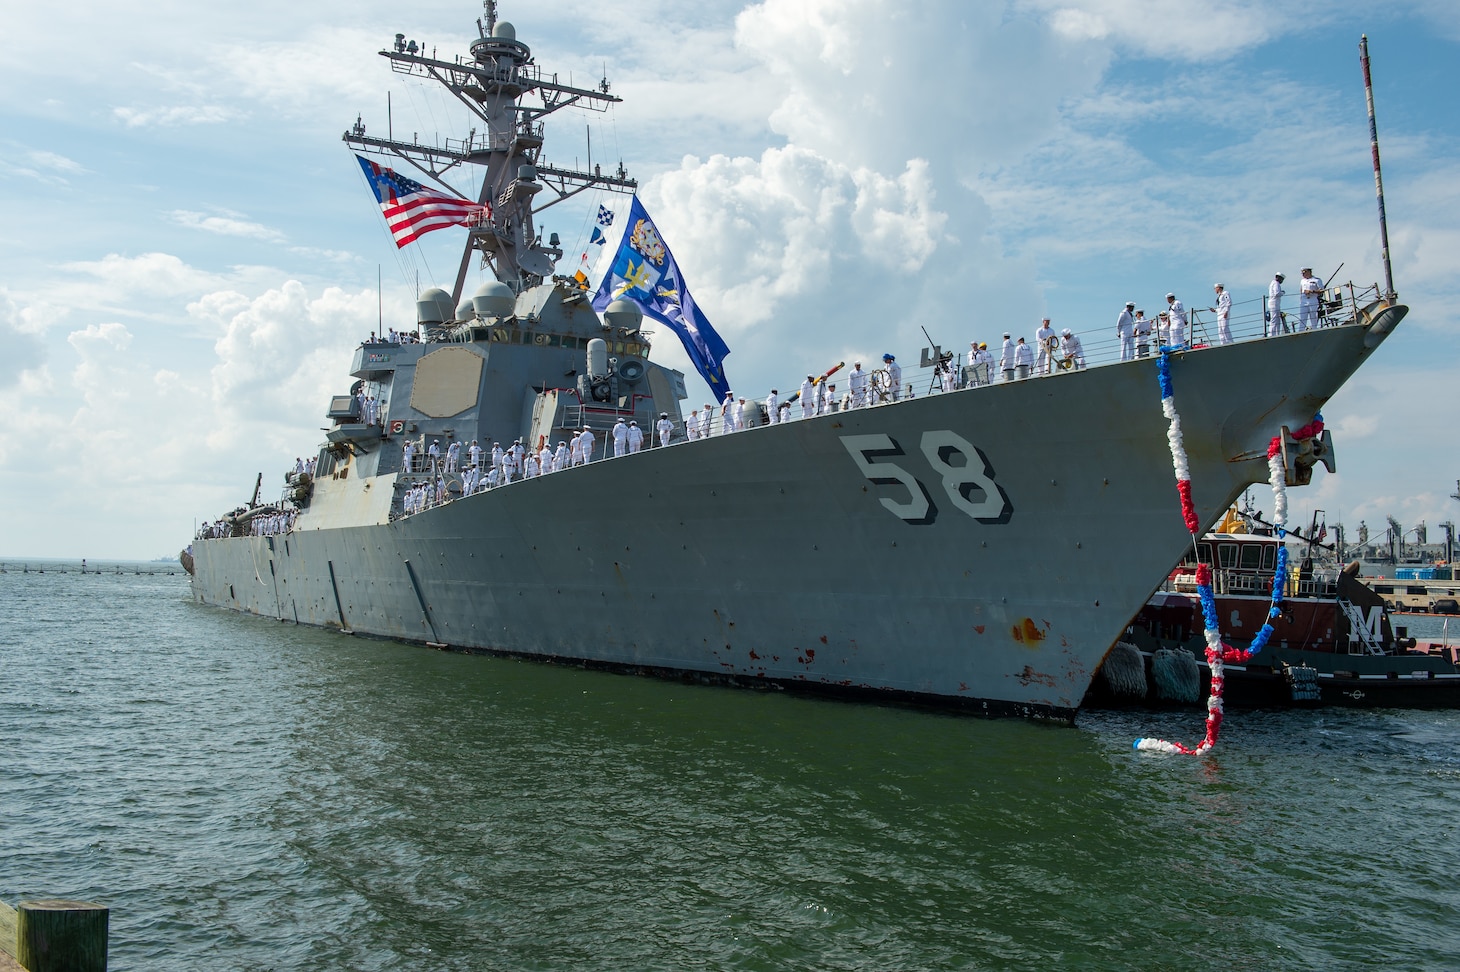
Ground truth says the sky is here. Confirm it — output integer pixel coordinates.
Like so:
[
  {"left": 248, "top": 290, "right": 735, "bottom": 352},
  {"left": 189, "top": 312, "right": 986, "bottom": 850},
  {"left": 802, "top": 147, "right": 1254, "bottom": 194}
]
[{"left": 2, "top": 0, "right": 1458, "bottom": 559}]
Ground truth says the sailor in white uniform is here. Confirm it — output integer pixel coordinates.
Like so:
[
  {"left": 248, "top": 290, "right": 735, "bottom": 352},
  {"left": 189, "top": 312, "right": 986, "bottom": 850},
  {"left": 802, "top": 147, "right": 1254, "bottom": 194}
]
[
  {"left": 1210, "top": 284, "right": 1232, "bottom": 345},
  {"left": 800, "top": 376, "right": 816, "bottom": 418},
  {"left": 1061, "top": 328, "right": 1085, "bottom": 369},
  {"left": 468, "top": 440, "right": 482, "bottom": 469},
  {"left": 721, "top": 392, "right": 737, "bottom": 433},
  {"left": 656, "top": 412, "right": 674, "bottom": 447},
  {"left": 848, "top": 363, "right": 867, "bottom": 408},
  {"left": 1014, "top": 337, "right": 1033, "bottom": 378},
  {"left": 539, "top": 443, "right": 552, "bottom": 473},
  {"left": 446, "top": 440, "right": 460, "bottom": 473},
  {"left": 553, "top": 441, "right": 569, "bottom": 472},
  {"left": 579, "top": 427, "right": 596, "bottom": 462},
  {"left": 1165, "top": 292, "right": 1187, "bottom": 347},
  {"left": 778, "top": 401, "right": 791, "bottom": 424},
  {"left": 765, "top": 389, "right": 779, "bottom": 424},
  {"left": 686, "top": 409, "right": 701, "bottom": 440},
  {"left": 738, "top": 396, "right": 753, "bottom": 427},
  {"left": 999, "top": 334, "right": 1015, "bottom": 382},
  {"left": 1116, "top": 303, "right": 1135, "bottom": 361},
  {"left": 1034, "top": 319, "right": 1056, "bottom": 375},
  {"left": 1298, "top": 267, "right": 1321, "bottom": 332},
  {"left": 1267, "top": 273, "right": 1286, "bottom": 336},
  {"left": 490, "top": 443, "right": 504, "bottom": 477},
  {"left": 884, "top": 354, "right": 901, "bottom": 400},
  {"left": 612, "top": 417, "right": 629, "bottom": 457},
  {"left": 628, "top": 421, "right": 644, "bottom": 453}
]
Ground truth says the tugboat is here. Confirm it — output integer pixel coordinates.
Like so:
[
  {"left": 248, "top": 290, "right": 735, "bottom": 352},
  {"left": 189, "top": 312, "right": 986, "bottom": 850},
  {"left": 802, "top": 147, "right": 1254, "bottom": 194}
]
[
  {"left": 1091, "top": 506, "right": 1460, "bottom": 708},
  {"left": 184, "top": 5, "right": 1409, "bottom": 722}
]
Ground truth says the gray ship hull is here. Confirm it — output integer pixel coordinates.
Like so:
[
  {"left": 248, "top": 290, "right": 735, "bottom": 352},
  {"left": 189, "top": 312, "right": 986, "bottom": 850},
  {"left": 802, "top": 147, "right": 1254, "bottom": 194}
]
[{"left": 190, "top": 323, "right": 1393, "bottom": 720}]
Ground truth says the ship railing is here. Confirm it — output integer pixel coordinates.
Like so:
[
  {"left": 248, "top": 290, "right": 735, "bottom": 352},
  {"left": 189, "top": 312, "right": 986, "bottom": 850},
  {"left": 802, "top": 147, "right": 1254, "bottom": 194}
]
[
  {"left": 851, "top": 282, "right": 1388, "bottom": 400},
  {"left": 1168, "top": 566, "right": 1340, "bottom": 599}
]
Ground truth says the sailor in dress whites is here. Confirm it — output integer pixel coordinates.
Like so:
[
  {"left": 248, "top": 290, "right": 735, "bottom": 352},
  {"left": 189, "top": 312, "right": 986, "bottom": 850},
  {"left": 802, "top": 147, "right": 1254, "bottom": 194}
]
[
  {"left": 1014, "top": 337, "right": 1033, "bottom": 378},
  {"left": 999, "top": 334, "right": 1016, "bottom": 382},
  {"left": 490, "top": 442, "right": 504, "bottom": 477},
  {"left": 738, "top": 396, "right": 753, "bottom": 427},
  {"left": 1298, "top": 267, "right": 1321, "bottom": 332},
  {"left": 613, "top": 417, "right": 629, "bottom": 457},
  {"left": 765, "top": 389, "right": 779, "bottom": 423},
  {"left": 539, "top": 443, "right": 552, "bottom": 473},
  {"left": 656, "top": 412, "right": 675, "bottom": 447},
  {"left": 1116, "top": 302, "right": 1136, "bottom": 361},
  {"left": 628, "top": 421, "right": 644, "bottom": 453},
  {"left": 848, "top": 363, "right": 867, "bottom": 408},
  {"left": 1034, "top": 319, "right": 1056, "bottom": 375},
  {"left": 1061, "top": 328, "right": 1086, "bottom": 369},
  {"left": 721, "top": 391, "right": 737, "bottom": 433},
  {"left": 1165, "top": 293, "right": 1187, "bottom": 347},
  {"left": 800, "top": 376, "right": 816, "bottom": 418},
  {"left": 778, "top": 401, "right": 791, "bottom": 424},
  {"left": 579, "top": 427, "right": 596, "bottom": 462},
  {"left": 468, "top": 440, "right": 482, "bottom": 469},
  {"left": 1267, "top": 273, "right": 1286, "bottom": 336},
  {"left": 1209, "top": 284, "right": 1232, "bottom": 345},
  {"left": 686, "top": 409, "right": 700, "bottom": 440},
  {"left": 700, "top": 405, "right": 713, "bottom": 439},
  {"left": 553, "top": 440, "right": 569, "bottom": 472},
  {"left": 884, "top": 354, "right": 901, "bottom": 400},
  {"left": 446, "top": 440, "right": 460, "bottom": 473}
]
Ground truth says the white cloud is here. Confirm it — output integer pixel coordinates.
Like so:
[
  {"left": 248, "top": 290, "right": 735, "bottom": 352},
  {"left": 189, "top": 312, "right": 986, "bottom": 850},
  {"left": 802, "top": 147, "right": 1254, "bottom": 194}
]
[
  {"left": 67, "top": 321, "right": 133, "bottom": 354},
  {"left": 1020, "top": 0, "right": 1278, "bottom": 59},
  {"left": 112, "top": 104, "right": 238, "bottom": 127},
  {"left": 170, "top": 209, "right": 287, "bottom": 242}
]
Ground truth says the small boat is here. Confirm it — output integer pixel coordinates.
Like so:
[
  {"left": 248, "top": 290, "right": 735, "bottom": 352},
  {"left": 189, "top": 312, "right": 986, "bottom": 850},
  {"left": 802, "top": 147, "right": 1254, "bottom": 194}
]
[{"left": 1087, "top": 507, "right": 1460, "bottom": 708}]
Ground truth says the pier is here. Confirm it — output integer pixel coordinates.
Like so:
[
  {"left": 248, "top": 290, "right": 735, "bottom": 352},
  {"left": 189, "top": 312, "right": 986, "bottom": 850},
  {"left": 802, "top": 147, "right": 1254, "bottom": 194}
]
[{"left": 0, "top": 898, "right": 107, "bottom": 972}]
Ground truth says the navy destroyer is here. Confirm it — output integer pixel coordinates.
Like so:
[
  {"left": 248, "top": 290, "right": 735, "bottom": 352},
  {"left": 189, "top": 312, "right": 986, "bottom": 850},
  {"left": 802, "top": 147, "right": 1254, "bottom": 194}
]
[{"left": 184, "top": 6, "right": 1408, "bottom": 721}]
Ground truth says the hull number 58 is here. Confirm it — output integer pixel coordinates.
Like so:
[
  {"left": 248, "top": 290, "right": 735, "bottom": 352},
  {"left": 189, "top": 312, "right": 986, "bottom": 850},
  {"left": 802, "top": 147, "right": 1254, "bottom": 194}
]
[{"left": 840, "top": 431, "right": 1012, "bottom": 526}]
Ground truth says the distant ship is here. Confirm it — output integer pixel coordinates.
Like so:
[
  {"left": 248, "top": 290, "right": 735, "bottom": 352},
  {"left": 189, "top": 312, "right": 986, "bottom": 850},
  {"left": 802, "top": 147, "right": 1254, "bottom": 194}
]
[{"left": 183, "top": 4, "right": 1408, "bottom": 722}]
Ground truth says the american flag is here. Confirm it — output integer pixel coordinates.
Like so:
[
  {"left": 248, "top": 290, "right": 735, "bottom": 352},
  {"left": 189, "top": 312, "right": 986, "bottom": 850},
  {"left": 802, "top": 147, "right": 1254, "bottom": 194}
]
[{"left": 356, "top": 155, "right": 489, "bottom": 248}]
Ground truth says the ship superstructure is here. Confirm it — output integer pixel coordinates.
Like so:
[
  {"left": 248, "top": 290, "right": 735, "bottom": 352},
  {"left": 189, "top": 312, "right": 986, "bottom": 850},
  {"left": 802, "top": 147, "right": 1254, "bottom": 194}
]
[{"left": 185, "top": 6, "right": 1408, "bottom": 722}]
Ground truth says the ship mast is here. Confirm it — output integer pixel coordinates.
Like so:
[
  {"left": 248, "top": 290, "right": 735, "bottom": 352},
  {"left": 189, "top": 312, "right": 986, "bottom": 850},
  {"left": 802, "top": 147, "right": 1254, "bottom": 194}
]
[
  {"left": 344, "top": 0, "right": 637, "bottom": 302},
  {"left": 1360, "top": 34, "right": 1396, "bottom": 301}
]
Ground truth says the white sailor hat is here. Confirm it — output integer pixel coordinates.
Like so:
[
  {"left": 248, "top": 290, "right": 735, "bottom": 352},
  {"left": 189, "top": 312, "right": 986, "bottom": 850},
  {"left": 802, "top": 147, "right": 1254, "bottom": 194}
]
[
  {"left": 1165, "top": 292, "right": 1175, "bottom": 299},
  {"left": 629, "top": 421, "right": 637, "bottom": 426},
  {"left": 1126, "top": 301, "right": 1135, "bottom": 307},
  {"left": 1213, "top": 283, "right": 1223, "bottom": 289},
  {"left": 1062, "top": 328, "right": 1072, "bottom": 336},
  {"left": 616, "top": 416, "right": 625, "bottom": 422},
  {"left": 1301, "top": 267, "right": 1312, "bottom": 272},
  {"left": 660, "top": 412, "right": 668, "bottom": 418}
]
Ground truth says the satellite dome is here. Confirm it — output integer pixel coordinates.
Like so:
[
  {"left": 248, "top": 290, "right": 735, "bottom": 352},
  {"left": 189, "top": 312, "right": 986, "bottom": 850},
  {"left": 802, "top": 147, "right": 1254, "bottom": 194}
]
[
  {"left": 472, "top": 280, "right": 515, "bottom": 319},
  {"left": 493, "top": 22, "right": 516, "bottom": 41},
  {"left": 456, "top": 299, "right": 476, "bottom": 321},
  {"left": 603, "top": 298, "right": 642, "bottom": 330}
]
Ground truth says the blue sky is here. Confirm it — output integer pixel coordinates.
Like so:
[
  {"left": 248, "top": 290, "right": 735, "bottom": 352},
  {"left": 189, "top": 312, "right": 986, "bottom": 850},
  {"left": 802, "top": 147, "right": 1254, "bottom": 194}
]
[{"left": 2, "top": 0, "right": 1457, "bottom": 557}]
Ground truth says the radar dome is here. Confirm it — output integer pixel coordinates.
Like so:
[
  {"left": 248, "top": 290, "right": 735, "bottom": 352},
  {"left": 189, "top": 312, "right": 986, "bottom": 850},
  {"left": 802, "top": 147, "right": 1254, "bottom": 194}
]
[
  {"left": 493, "top": 22, "right": 516, "bottom": 40},
  {"left": 456, "top": 299, "right": 476, "bottom": 321},
  {"left": 472, "top": 280, "right": 515, "bottom": 319},
  {"left": 417, "top": 287, "right": 453, "bottom": 325},
  {"left": 603, "top": 298, "right": 643, "bottom": 330}
]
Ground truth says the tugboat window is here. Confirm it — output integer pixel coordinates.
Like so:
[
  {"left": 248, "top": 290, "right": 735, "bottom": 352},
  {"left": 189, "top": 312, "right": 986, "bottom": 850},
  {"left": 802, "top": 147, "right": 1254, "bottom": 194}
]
[
  {"left": 1218, "top": 544, "right": 1238, "bottom": 568},
  {"left": 1262, "top": 545, "right": 1276, "bottom": 570},
  {"left": 1197, "top": 542, "right": 1212, "bottom": 565},
  {"left": 1240, "top": 544, "right": 1263, "bottom": 569}
]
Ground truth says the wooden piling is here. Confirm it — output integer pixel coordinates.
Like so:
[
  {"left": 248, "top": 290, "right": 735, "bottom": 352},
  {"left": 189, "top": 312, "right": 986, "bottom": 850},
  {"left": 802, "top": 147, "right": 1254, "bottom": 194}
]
[{"left": 1, "top": 899, "right": 108, "bottom": 972}]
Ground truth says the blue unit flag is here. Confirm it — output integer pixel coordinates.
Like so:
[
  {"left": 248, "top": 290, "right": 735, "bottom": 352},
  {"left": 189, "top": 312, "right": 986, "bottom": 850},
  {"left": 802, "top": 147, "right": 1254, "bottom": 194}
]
[{"left": 592, "top": 196, "right": 731, "bottom": 395}]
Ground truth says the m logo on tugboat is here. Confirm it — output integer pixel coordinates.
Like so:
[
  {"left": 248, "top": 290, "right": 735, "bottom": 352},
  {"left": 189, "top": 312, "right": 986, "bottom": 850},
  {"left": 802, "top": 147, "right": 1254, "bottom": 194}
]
[{"left": 841, "top": 431, "right": 1012, "bottom": 525}]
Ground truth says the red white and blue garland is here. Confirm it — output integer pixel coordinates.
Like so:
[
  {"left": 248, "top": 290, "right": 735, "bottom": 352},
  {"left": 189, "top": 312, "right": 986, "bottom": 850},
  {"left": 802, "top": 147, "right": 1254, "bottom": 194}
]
[{"left": 1135, "top": 347, "right": 1323, "bottom": 755}]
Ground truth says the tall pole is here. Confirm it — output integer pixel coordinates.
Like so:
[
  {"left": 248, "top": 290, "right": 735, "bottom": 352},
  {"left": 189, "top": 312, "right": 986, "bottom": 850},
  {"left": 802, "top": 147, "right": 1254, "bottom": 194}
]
[{"left": 1360, "top": 35, "right": 1396, "bottom": 300}]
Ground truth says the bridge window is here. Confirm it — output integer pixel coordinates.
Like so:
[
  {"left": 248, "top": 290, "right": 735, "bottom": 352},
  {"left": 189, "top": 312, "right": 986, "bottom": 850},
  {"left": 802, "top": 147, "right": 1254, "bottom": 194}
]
[
  {"left": 1240, "top": 544, "right": 1263, "bottom": 569},
  {"left": 1217, "top": 544, "right": 1237, "bottom": 568},
  {"left": 1262, "top": 546, "right": 1276, "bottom": 570}
]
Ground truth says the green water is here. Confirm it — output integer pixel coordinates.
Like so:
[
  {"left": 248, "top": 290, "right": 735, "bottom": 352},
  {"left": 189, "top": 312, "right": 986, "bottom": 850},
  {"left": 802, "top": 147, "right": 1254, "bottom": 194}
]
[{"left": 2, "top": 565, "right": 1457, "bottom": 969}]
